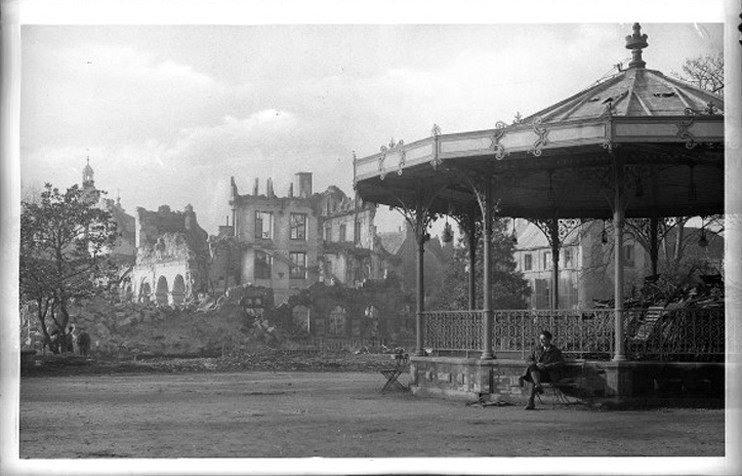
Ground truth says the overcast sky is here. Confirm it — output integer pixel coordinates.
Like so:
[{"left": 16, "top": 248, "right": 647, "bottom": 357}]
[{"left": 18, "top": 9, "right": 725, "bottom": 235}]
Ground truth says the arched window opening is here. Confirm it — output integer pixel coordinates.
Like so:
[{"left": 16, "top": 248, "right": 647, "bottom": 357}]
[
  {"left": 292, "top": 305, "right": 310, "bottom": 332},
  {"left": 364, "top": 305, "right": 381, "bottom": 338},
  {"left": 140, "top": 281, "right": 151, "bottom": 304},
  {"left": 172, "top": 275, "right": 186, "bottom": 306},
  {"left": 328, "top": 306, "right": 347, "bottom": 336},
  {"left": 156, "top": 276, "right": 169, "bottom": 306}
]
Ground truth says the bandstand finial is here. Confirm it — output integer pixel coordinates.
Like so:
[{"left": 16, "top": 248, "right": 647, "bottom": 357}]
[{"left": 625, "top": 23, "right": 648, "bottom": 69}]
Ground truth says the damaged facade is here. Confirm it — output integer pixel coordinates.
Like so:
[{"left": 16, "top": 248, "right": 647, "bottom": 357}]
[
  {"left": 130, "top": 204, "right": 210, "bottom": 306},
  {"left": 122, "top": 170, "right": 449, "bottom": 342}
]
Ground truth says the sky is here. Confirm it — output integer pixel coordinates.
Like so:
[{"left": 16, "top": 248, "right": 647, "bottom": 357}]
[{"left": 17, "top": 7, "right": 727, "bottom": 237}]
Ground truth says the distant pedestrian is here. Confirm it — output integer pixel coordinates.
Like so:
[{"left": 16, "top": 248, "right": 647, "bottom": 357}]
[
  {"left": 49, "top": 328, "right": 60, "bottom": 354},
  {"left": 66, "top": 326, "right": 76, "bottom": 353},
  {"left": 77, "top": 329, "right": 91, "bottom": 356}
]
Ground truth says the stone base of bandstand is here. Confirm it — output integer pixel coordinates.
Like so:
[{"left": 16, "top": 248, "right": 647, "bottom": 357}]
[{"left": 408, "top": 356, "right": 725, "bottom": 408}]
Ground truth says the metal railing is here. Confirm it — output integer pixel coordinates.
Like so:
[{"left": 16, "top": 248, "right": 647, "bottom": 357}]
[
  {"left": 422, "top": 308, "right": 724, "bottom": 361},
  {"left": 423, "top": 310, "right": 484, "bottom": 357}
]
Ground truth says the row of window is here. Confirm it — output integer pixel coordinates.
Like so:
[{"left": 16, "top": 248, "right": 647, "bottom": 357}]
[
  {"left": 520, "top": 244, "right": 635, "bottom": 272},
  {"left": 255, "top": 212, "right": 308, "bottom": 241},
  {"left": 254, "top": 250, "right": 307, "bottom": 280},
  {"left": 522, "top": 248, "right": 577, "bottom": 272},
  {"left": 324, "top": 221, "right": 362, "bottom": 244},
  {"left": 254, "top": 211, "right": 363, "bottom": 244}
]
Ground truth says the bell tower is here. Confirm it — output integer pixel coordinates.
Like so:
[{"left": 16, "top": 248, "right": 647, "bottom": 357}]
[{"left": 81, "top": 156, "right": 99, "bottom": 203}]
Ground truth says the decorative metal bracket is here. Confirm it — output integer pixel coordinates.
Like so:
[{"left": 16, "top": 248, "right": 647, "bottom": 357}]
[
  {"left": 397, "top": 144, "right": 407, "bottom": 175},
  {"left": 677, "top": 108, "right": 698, "bottom": 150},
  {"left": 601, "top": 140, "right": 618, "bottom": 152},
  {"left": 430, "top": 124, "right": 444, "bottom": 170},
  {"left": 387, "top": 185, "right": 440, "bottom": 245},
  {"left": 528, "top": 117, "right": 549, "bottom": 157},
  {"left": 451, "top": 167, "right": 498, "bottom": 222},
  {"left": 490, "top": 120, "right": 509, "bottom": 160},
  {"left": 704, "top": 102, "right": 720, "bottom": 115},
  {"left": 379, "top": 138, "right": 404, "bottom": 180},
  {"left": 528, "top": 218, "right": 585, "bottom": 250}
]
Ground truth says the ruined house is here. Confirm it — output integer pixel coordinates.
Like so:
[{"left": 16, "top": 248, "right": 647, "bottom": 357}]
[
  {"left": 225, "top": 173, "right": 322, "bottom": 305},
  {"left": 130, "top": 204, "right": 210, "bottom": 305}
]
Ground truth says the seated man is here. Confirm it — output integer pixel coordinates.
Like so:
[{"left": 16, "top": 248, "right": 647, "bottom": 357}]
[{"left": 519, "top": 330, "right": 564, "bottom": 410}]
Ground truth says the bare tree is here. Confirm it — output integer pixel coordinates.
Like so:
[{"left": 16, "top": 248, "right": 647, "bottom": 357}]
[{"left": 673, "top": 52, "right": 724, "bottom": 96}]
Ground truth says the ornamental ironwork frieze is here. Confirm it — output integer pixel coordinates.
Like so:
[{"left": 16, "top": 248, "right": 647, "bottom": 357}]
[
  {"left": 397, "top": 144, "right": 407, "bottom": 176},
  {"left": 379, "top": 138, "right": 404, "bottom": 180},
  {"left": 431, "top": 124, "right": 443, "bottom": 170},
  {"left": 490, "top": 120, "right": 509, "bottom": 160},
  {"left": 677, "top": 108, "right": 699, "bottom": 150},
  {"left": 528, "top": 117, "right": 549, "bottom": 157}
]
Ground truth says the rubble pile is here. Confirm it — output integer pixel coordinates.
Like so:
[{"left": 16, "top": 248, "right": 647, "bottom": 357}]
[
  {"left": 27, "top": 293, "right": 281, "bottom": 359},
  {"left": 595, "top": 273, "right": 725, "bottom": 310}
]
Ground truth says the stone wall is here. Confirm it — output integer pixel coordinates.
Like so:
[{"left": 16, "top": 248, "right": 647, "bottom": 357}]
[{"left": 409, "top": 356, "right": 725, "bottom": 406}]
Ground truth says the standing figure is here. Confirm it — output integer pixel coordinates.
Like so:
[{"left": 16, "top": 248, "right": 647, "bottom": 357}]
[
  {"left": 77, "top": 329, "right": 91, "bottom": 356},
  {"left": 66, "top": 326, "right": 76, "bottom": 353},
  {"left": 519, "top": 330, "right": 564, "bottom": 410}
]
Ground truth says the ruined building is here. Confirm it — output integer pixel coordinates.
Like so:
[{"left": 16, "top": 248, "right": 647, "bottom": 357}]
[
  {"left": 224, "top": 172, "right": 398, "bottom": 304},
  {"left": 130, "top": 204, "right": 210, "bottom": 305}
]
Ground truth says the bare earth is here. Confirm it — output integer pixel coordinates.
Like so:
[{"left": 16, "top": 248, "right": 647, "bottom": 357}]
[{"left": 18, "top": 370, "right": 725, "bottom": 461}]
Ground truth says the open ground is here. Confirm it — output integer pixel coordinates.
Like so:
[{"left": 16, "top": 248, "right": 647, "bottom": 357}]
[{"left": 19, "top": 370, "right": 725, "bottom": 461}]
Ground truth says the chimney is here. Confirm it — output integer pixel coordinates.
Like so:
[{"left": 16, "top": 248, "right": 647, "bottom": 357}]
[
  {"left": 184, "top": 204, "right": 195, "bottom": 230},
  {"left": 266, "top": 178, "right": 274, "bottom": 197},
  {"left": 295, "top": 172, "right": 313, "bottom": 198},
  {"left": 253, "top": 178, "right": 259, "bottom": 196}
]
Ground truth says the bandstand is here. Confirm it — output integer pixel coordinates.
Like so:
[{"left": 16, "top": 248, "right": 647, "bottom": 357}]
[{"left": 353, "top": 24, "right": 725, "bottom": 404}]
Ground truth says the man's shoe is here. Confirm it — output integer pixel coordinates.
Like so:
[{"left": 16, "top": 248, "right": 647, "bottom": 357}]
[{"left": 525, "top": 402, "right": 535, "bottom": 410}]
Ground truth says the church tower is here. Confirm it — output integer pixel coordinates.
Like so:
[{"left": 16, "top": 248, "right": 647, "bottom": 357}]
[{"left": 81, "top": 156, "right": 99, "bottom": 203}]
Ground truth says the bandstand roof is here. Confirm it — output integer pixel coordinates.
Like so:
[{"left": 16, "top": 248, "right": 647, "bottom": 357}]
[{"left": 353, "top": 24, "right": 724, "bottom": 221}]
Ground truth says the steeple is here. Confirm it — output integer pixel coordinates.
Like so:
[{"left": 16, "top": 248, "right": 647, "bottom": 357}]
[
  {"left": 82, "top": 155, "right": 95, "bottom": 185},
  {"left": 81, "top": 156, "right": 99, "bottom": 204}
]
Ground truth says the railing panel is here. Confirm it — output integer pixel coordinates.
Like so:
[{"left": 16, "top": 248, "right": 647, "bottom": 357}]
[
  {"left": 423, "top": 311, "right": 483, "bottom": 354},
  {"left": 422, "top": 308, "right": 723, "bottom": 361}
]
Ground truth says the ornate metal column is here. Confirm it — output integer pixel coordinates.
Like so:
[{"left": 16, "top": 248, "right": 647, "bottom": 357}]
[
  {"left": 415, "top": 198, "right": 427, "bottom": 357},
  {"left": 447, "top": 165, "right": 495, "bottom": 359},
  {"left": 481, "top": 176, "right": 495, "bottom": 359},
  {"left": 467, "top": 220, "right": 478, "bottom": 310},
  {"left": 613, "top": 154, "right": 627, "bottom": 361},
  {"left": 550, "top": 213, "right": 560, "bottom": 310},
  {"left": 451, "top": 204, "right": 481, "bottom": 311},
  {"left": 528, "top": 217, "right": 582, "bottom": 311},
  {"left": 387, "top": 182, "right": 437, "bottom": 357}
]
